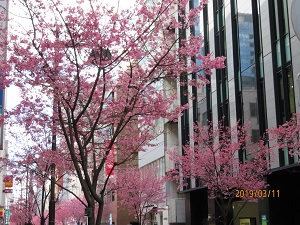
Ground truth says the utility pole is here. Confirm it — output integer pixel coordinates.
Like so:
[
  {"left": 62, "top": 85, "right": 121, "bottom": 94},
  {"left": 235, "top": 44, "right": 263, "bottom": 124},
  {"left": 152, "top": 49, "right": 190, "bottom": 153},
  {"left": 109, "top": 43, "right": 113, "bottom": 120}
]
[
  {"left": 48, "top": 93, "right": 57, "bottom": 225},
  {"left": 48, "top": 133, "right": 56, "bottom": 225}
]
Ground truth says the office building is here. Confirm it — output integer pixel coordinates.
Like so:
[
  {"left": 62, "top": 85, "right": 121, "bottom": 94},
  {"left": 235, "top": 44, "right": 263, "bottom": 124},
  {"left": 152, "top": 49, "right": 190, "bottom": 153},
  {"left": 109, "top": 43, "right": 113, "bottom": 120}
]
[
  {"left": 140, "top": 0, "right": 300, "bottom": 225},
  {"left": 184, "top": 0, "right": 300, "bottom": 224}
]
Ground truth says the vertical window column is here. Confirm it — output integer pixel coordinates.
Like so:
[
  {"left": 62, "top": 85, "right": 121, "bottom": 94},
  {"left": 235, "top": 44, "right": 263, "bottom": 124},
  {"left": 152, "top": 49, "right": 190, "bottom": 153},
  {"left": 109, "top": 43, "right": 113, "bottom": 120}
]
[
  {"left": 213, "top": 0, "right": 229, "bottom": 126},
  {"left": 203, "top": 5, "right": 212, "bottom": 123},
  {"left": 178, "top": 5, "right": 191, "bottom": 189},
  {"left": 269, "top": 0, "right": 295, "bottom": 166},
  {"left": 231, "top": 0, "right": 268, "bottom": 162}
]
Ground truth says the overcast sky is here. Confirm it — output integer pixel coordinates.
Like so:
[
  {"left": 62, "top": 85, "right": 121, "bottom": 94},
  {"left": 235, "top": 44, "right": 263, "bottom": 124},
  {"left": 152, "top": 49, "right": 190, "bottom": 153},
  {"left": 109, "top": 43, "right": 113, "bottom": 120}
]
[{"left": 6, "top": 0, "right": 137, "bottom": 111}]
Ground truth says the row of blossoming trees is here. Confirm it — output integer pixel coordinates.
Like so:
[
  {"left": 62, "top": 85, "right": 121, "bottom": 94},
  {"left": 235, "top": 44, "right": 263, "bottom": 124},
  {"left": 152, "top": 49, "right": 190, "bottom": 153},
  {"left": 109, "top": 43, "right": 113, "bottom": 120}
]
[
  {"left": 0, "top": 0, "right": 299, "bottom": 225},
  {"left": 0, "top": 0, "right": 223, "bottom": 224},
  {"left": 8, "top": 118, "right": 298, "bottom": 225}
]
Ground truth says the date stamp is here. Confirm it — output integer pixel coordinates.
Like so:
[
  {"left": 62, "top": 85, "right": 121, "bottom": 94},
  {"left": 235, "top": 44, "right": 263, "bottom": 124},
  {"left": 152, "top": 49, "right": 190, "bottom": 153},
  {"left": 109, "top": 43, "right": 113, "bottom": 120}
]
[{"left": 235, "top": 189, "right": 280, "bottom": 198}]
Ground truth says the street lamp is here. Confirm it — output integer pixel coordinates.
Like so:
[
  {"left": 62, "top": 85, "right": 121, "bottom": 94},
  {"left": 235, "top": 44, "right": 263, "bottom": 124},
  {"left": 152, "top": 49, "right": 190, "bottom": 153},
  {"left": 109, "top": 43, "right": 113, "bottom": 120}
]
[
  {"left": 48, "top": 89, "right": 57, "bottom": 225},
  {"left": 48, "top": 133, "right": 56, "bottom": 225}
]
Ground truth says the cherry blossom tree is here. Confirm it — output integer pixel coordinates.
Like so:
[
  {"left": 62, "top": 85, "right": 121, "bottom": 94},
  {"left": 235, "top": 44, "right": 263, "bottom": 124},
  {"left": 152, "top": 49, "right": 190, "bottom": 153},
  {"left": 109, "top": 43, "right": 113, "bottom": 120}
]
[
  {"left": 6, "top": 139, "right": 77, "bottom": 225},
  {"left": 0, "top": 0, "right": 225, "bottom": 224},
  {"left": 9, "top": 198, "right": 37, "bottom": 225},
  {"left": 8, "top": 161, "right": 58, "bottom": 225},
  {"left": 8, "top": 159, "right": 49, "bottom": 225},
  {"left": 112, "top": 166, "right": 167, "bottom": 225},
  {"left": 267, "top": 112, "right": 300, "bottom": 159},
  {"left": 167, "top": 121, "right": 271, "bottom": 225},
  {"left": 55, "top": 197, "right": 86, "bottom": 225}
]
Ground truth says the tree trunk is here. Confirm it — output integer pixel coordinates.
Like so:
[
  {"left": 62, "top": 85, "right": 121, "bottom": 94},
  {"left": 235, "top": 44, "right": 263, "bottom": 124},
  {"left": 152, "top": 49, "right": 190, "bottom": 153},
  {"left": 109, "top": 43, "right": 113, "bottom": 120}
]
[
  {"left": 222, "top": 211, "right": 227, "bottom": 225},
  {"left": 87, "top": 201, "right": 96, "bottom": 225},
  {"left": 215, "top": 198, "right": 230, "bottom": 225},
  {"left": 40, "top": 217, "right": 46, "bottom": 225},
  {"left": 95, "top": 200, "right": 104, "bottom": 225}
]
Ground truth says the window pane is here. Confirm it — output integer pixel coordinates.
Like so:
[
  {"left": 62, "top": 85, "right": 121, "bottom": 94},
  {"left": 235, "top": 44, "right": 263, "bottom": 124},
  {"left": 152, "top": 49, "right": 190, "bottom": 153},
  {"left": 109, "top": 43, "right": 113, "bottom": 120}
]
[
  {"left": 287, "top": 67, "right": 295, "bottom": 114},
  {"left": 278, "top": 72, "right": 286, "bottom": 122},
  {"left": 274, "top": 0, "right": 280, "bottom": 40},
  {"left": 250, "top": 103, "right": 257, "bottom": 117},
  {"left": 237, "top": 71, "right": 241, "bottom": 91},
  {"left": 232, "top": 0, "right": 237, "bottom": 15},
  {"left": 276, "top": 41, "right": 281, "bottom": 67},
  {"left": 283, "top": 147, "right": 289, "bottom": 166},
  {"left": 285, "top": 35, "right": 291, "bottom": 62},
  {"left": 282, "top": 0, "right": 289, "bottom": 34},
  {"left": 225, "top": 80, "right": 229, "bottom": 100},
  {"left": 259, "top": 54, "right": 264, "bottom": 78},
  {"left": 220, "top": 82, "right": 223, "bottom": 102},
  {"left": 216, "top": 11, "right": 220, "bottom": 31},
  {"left": 221, "top": 6, "right": 225, "bottom": 26}
]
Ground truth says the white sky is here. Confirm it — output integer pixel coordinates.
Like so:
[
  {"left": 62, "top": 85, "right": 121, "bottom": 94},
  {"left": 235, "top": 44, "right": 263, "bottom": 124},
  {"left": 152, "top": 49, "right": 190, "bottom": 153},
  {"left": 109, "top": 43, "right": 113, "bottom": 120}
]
[{"left": 5, "top": 0, "right": 137, "bottom": 111}]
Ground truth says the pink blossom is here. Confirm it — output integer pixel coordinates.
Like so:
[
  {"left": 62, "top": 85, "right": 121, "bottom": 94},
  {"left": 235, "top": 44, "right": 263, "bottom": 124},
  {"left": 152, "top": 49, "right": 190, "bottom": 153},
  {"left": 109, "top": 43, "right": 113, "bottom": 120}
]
[
  {"left": 111, "top": 166, "right": 167, "bottom": 225},
  {"left": 0, "top": 0, "right": 221, "bottom": 224},
  {"left": 167, "top": 120, "right": 273, "bottom": 224}
]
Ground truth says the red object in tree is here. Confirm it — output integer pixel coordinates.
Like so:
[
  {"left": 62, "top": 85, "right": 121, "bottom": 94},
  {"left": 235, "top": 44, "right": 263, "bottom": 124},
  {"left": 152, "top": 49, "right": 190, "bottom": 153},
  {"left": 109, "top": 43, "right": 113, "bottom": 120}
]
[{"left": 105, "top": 140, "right": 114, "bottom": 176}]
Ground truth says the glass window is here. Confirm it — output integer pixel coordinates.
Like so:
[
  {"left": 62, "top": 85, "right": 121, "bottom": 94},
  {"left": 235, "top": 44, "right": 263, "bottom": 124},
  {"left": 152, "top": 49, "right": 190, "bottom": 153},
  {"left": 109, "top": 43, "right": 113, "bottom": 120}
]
[
  {"left": 225, "top": 81, "right": 229, "bottom": 101},
  {"left": 285, "top": 35, "right": 291, "bottom": 62},
  {"left": 278, "top": 72, "right": 285, "bottom": 121},
  {"left": 216, "top": 11, "right": 220, "bottom": 31},
  {"left": 282, "top": 0, "right": 289, "bottom": 34},
  {"left": 250, "top": 103, "right": 257, "bottom": 117},
  {"left": 232, "top": 0, "right": 237, "bottom": 14},
  {"left": 276, "top": 41, "right": 282, "bottom": 67},
  {"left": 219, "top": 82, "right": 223, "bottom": 102},
  {"left": 251, "top": 129, "right": 260, "bottom": 143},
  {"left": 274, "top": 0, "right": 280, "bottom": 40},
  {"left": 259, "top": 54, "right": 264, "bottom": 78},
  {"left": 283, "top": 147, "right": 289, "bottom": 166},
  {"left": 214, "top": 0, "right": 228, "bottom": 123},
  {"left": 288, "top": 67, "right": 295, "bottom": 114},
  {"left": 221, "top": 6, "right": 225, "bottom": 26}
]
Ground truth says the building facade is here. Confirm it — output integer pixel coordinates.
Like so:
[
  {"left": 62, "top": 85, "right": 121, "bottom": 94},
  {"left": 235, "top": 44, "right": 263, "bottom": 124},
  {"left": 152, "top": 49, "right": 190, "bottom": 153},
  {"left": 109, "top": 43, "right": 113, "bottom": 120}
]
[{"left": 184, "top": 0, "right": 300, "bottom": 225}]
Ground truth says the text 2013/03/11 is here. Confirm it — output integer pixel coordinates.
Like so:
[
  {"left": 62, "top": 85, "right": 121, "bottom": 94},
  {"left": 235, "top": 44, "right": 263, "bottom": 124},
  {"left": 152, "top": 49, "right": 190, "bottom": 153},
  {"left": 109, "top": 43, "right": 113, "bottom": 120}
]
[{"left": 235, "top": 189, "right": 280, "bottom": 198}]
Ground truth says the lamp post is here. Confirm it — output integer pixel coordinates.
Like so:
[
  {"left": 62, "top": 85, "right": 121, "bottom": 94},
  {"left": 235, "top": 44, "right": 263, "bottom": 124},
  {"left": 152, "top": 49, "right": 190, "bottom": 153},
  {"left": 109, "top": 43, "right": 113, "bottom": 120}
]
[
  {"left": 48, "top": 133, "right": 56, "bottom": 225},
  {"left": 48, "top": 91, "right": 57, "bottom": 225}
]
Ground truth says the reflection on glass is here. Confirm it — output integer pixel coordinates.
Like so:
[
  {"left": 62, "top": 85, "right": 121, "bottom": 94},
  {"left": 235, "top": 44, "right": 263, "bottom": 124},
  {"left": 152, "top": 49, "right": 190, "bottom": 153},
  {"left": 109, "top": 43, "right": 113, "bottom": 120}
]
[
  {"left": 197, "top": 96, "right": 208, "bottom": 126},
  {"left": 276, "top": 41, "right": 282, "bottom": 67},
  {"left": 216, "top": 11, "right": 220, "bottom": 31},
  {"left": 288, "top": 67, "right": 295, "bottom": 114},
  {"left": 282, "top": 0, "right": 289, "bottom": 34},
  {"left": 237, "top": 4, "right": 260, "bottom": 161},
  {"left": 274, "top": 0, "right": 280, "bottom": 40},
  {"left": 285, "top": 35, "right": 291, "bottom": 62}
]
